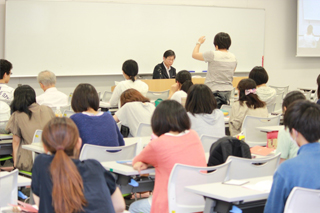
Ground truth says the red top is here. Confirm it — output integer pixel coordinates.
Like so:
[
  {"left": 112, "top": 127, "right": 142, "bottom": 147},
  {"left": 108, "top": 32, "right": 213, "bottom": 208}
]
[{"left": 133, "top": 130, "right": 207, "bottom": 213}]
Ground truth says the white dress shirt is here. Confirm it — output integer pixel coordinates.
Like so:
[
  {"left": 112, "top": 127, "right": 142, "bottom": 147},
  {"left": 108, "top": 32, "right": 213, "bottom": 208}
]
[{"left": 36, "top": 87, "right": 68, "bottom": 107}]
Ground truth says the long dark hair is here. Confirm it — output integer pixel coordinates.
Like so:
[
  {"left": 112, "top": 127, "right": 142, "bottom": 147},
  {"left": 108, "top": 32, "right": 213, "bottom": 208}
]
[
  {"left": 11, "top": 85, "right": 36, "bottom": 119},
  {"left": 42, "top": 117, "right": 87, "bottom": 213},
  {"left": 176, "top": 70, "right": 193, "bottom": 93},
  {"left": 237, "top": 79, "right": 265, "bottom": 109}
]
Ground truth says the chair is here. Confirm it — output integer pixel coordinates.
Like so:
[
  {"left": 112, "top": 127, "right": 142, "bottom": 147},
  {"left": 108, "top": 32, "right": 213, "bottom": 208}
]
[
  {"left": 242, "top": 115, "right": 281, "bottom": 147},
  {"left": 226, "top": 153, "right": 280, "bottom": 180},
  {"left": 300, "top": 90, "right": 312, "bottom": 101},
  {"left": 284, "top": 187, "right": 320, "bottom": 213},
  {"left": 266, "top": 103, "right": 276, "bottom": 113},
  {"left": 135, "top": 123, "right": 152, "bottom": 137},
  {"left": 146, "top": 90, "right": 169, "bottom": 101},
  {"left": 79, "top": 143, "right": 137, "bottom": 162},
  {"left": 0, "top": 120, "right": 8, "bottom": 130},
  {"left": 0, "top": 169, "right": 18, "bottom": 207},
  {"left": 273, "top": 91, "right": 285, "bottom": 113},
  {"left": 199, "top": 135, "right": 221, "bottom": 153},
  {"left": 32, "top": 129, "right": 43, "bottom": 143},
  {"left": 50, "top": 105, "right": 70, "bottom": 114},
  {"left": 101, "top": 91, "right": 113, "bottom": 102},
  {"left": 63, "top": 110, "right": 75, "bottom": 118},
  {"left": 168, "top": 161, "right": 231, "bottom": 213},
  {"left": 270, "top": 85, "right": 289, "bottom": 97}
]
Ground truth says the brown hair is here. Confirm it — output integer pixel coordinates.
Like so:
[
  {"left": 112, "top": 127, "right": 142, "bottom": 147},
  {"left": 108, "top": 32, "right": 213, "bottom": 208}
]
[
  {"left": 120, "top": 88, "right": 150, "bottom": 107},
  {"left": 317, "top": 74, "right": 320, "bottom": 99},
  {"left": 71, "top": 83, "right": 99, "bottom": 112},
  {"left": 237, "top": 78, "right": 265, "bottom": 109},
  {"left": 42, "top": 117, "right": 87, "bottom": 213}
]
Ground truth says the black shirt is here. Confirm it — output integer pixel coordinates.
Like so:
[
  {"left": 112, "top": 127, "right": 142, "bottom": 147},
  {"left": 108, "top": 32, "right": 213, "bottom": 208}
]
[
  {"left": 31, "top": 154, "right": 116, "bottom": 213},
  {"left": 152, "top": 63, "right": 176, "bottom": 79}
]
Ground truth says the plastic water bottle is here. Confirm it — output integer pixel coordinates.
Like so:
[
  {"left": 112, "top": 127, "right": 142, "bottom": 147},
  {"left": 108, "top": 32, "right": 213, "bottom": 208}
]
[{"left": 55, "top": 106, "right": 62, "bottom": 117}]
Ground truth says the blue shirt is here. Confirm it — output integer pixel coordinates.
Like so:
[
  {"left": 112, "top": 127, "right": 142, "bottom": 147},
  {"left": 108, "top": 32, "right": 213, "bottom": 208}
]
[
  {"left": 70, "top": 112, "right": 124, "bottom": 149},
  {"left": 264, "top": 142, "right": 320, "bottom": 213}
]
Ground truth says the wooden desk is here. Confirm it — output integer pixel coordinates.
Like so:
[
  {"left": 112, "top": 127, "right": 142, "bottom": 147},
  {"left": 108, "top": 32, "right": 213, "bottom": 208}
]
[
  {"left": 186, "top": 176, "right": 272, "bottom": 213},
  {"left": 111, "top": 77, "right": 247, "bottom": 92}
]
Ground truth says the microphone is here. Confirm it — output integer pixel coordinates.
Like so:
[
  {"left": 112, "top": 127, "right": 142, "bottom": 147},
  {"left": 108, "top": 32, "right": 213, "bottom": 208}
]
[{"left": 157, "top": 66, "right": 162, "bottom": 79}]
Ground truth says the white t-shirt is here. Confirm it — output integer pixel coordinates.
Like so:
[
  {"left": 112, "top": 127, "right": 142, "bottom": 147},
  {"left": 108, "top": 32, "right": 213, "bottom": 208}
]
[
  {"left": 203, "top": 50, "right": 237, "bottom": 92},
  {"left": 0, "top": 101, "right": 10, "bottom": 121},
  {"left": 170, "top": 90, "right": 187, "bottom": 104},
  {"left": 109, "top": 80, "right": 149, "bottom": 107},
  {"left": 115, "top": 101, "right": 155, "bottom": 137},
  {"left": 36, "top": 87, "right": 68, "bottom": 107},
  {"left": 0, "top": 83, "right": 14, "bottom": 104}
]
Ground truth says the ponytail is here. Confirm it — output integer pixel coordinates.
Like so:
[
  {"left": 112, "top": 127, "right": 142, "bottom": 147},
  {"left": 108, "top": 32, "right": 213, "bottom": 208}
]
[
  {"left": 180, "top": 80, "right": 193, "bottom": 93},
  {"left": 130, "top": 76, "right": 135, "bottom": 82},
  {"left": 50, "top": 150, "right": 87, "bottom": 213}
]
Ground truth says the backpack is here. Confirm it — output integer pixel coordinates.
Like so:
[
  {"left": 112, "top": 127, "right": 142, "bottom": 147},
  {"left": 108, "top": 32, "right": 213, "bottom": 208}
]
[{"left": 207, "top": 136, "right": 251, "bottom": 166}]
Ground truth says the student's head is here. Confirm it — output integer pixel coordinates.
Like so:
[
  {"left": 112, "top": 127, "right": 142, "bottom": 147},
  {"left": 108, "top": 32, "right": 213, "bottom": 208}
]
[
  {"left": 0, "top": 59, "right": 12, "bottom": 83},
  {"left": 122, "top": 59, "right": 138, "bottom": 82},
  {"left": 237, "top": 78, "right": 265, "bottom": 109},
  {"left": 284, "top": 100, "right": 320, "bottom": 143},
  {"left": 120, "top": 88, "right": 150, "bottom": 107},
  {"left": 282, "top": 91, "right": 306, "bottom": 112},
  {"left": 37, "top": 70, "right": 56, "bottom": 90},
  {"left": 213, "top": 32, "right": 231, "bottom": 50},
  {"left": 71, "top": 83, "right": 99, "bottom": 112},
  {"left": 248, "top": 66, "right": 269, "bottom": 86},
  {"left": 185, "top": 84, "right": 217, "bottom": 115},
  {"left": 42, "top": 117, "right": 86, "bottom": 213},
  {"left": 317, "top": 74, "right": 320, "bottom": 99},
  {"left": 11, "top": 85, "right": 36, "bottom": 119},
  {"left": 163, "top": 50, "right": 175, "bottom": 68},
  {"left": 175, "top": 70, "right": 193, "bottom": 93},
  {"left": 151, "top": 100, "right": 190, "bottom": 137}
]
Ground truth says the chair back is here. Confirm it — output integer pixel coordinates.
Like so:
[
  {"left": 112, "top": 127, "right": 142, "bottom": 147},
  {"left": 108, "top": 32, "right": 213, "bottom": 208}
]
[
  {"left": 226, "top": 153, "right": 280, "bottom": 180},
  {"left": 50, "top": 105, "right": 70, "bottom": 113},
  {"left": 0, "top": 169, "right": 18, "bottom": 207},
  {"left": 200, "top": 135, "right": 221, "bottom": 153},
  {"left": 101, "top": 91, "right": 113, "bottom": 102},
  {"left": 32, "top": 129, "right": 43, "bottom": 143},
  {"left": 270, "top": 85, "right": 289, "bottom": 97},
  {"left": 63, "top": 110, "right": 75, "bottom": 118},
  {"left": 0, "top": 120, "right": 8, "bottom": 130},
  {"left": 267, "top": 103, "right": 276, "bottom": 113},
  {"left": 242, "top": 115, "right": 280, "bottom": 147},
  {"left": 135, "top": 123, "right": 152, "bottom": 137},
  {"left": 284, "top": 187, "right": 320, "bottom": 213},
  {"left": 168, "top": 161, "right": 231, "bottom": 213},
  {"left": 273, "top": 91, "right": 284, "bottom": 113},
  {"left": 79, "top": 143, "right": 137, "bottom": 162},
  {"left": 146, "top": 90, "right": 169, "bottom": 100}
]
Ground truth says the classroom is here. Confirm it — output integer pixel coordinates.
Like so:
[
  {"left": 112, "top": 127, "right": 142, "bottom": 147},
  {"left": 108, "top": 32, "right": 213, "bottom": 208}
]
[{"left": 1, "top": 0, "right": 320, "bottom": 213}]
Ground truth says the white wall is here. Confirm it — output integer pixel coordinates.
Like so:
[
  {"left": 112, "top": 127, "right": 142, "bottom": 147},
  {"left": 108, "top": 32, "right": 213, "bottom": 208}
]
[{"left": 0, "top": 0, "right": 319, "bottom": 96}]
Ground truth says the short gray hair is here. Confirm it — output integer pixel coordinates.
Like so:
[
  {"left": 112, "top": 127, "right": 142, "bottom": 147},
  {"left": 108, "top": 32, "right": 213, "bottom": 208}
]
[{"left": 37, "top": 70, "right": 56, "bottom": 86}]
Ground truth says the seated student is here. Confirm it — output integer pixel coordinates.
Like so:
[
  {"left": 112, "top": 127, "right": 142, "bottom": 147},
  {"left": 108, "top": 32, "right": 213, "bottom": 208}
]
[
  {"left": 70, "top": 84, "right": 124, "bottom": 149},
  {"left": 36, "top": 70, "right": 68, "bottom": 107},
  {"left": 6, "top": 85, "right": 54, "bottom": 172},
  {"left": 152, "top": 50, "right": 176, "bottom": 79},
  {"left": 264, "top": 100, "right": 320, "bottom": 213},
  {"left": 109, "top": 59, "right": 148, "bottom": 107},
  {"left": 168, "top": 70, "right": 193, "bottom": 104},
  {"left": 276, "top": 91, "right": 306, "bottom": 164},
  {"left": 113, "top": 89, "right": 155, "bottom": 137},
  {"left": 229, "top": 78, "right": 268, "bottom": 136},
  {"left": 129, "top": 100, "right": 206, "bottom": 213},
  {"left": 248, "top": 66, "right": 276, "bottom": 106},
  {"left": 185, "top": 84, "right": 225, "bottom": 138},
  {"left": 317, "top": 74, "right": 320, "bottom": 105},
  {"left": 0, "top": 59, "right": 14, "bottom": 104},
  {"left": 31, "top": 117, "right": 125, "bottom": 213},
  {"left": 0, "top": 101, "right": 10, "bottom": 134}
]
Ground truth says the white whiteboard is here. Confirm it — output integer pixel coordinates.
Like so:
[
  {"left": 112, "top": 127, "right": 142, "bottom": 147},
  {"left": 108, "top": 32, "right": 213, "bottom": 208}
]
[{"left": 5, "top": 1, "right": 265, "bottom": 77}]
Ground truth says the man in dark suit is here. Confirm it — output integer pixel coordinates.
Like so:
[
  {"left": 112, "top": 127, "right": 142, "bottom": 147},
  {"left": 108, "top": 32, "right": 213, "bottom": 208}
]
[{"left": 152, "top": 50, "right": 176, "bottom": 79}]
